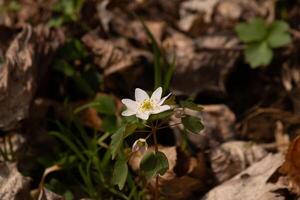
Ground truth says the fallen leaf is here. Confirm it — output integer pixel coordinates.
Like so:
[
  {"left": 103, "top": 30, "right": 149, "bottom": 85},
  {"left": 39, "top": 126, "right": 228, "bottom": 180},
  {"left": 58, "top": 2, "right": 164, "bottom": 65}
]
[
  {"left": 210, "top": 141, "right": 267, "bottom": 183},
  {"left": 0, "top": 162, "right": 31, "bottom": 200},
  {"left": 280, "top": 135, "right": 300, "bottom": 195}
]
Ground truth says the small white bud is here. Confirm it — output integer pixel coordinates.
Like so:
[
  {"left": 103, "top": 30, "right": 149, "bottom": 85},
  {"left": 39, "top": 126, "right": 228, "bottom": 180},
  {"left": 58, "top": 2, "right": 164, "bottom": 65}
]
[{"left": 132, "top": 138, "right": 148, "bottom": 154}]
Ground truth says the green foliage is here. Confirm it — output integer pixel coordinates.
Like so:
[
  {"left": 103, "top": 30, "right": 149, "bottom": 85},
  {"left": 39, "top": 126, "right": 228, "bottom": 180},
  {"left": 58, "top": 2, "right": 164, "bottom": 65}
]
[
  {"left": 140, "top": 18, "right": 176, "bottom": 93},
  {"left": 48, "top": 120, "right": 133, "bottom": 199},
  {"left": 180, "top": 100, "right": 203, "bottom": 112},
  {"left": 140, "top": 151, "right": 169, "bottom": 179},
  {"left": 110, "top": 124, "right": 137, "bottom": 160},
  {"left": 149, "top": 110, "right": 174, "bottom": 121},
  {"left": 182, "top": 115, "right": 204, "bottom": 134},
  {"left": 112, "top": 157, "right": 128, "bottom": 190},
  {"left": 53, "top": 39, "right": 100, "bottom": 97},
  {"left": 0, "top": 1, "right": 21, "bottom": 13},
  {"left": 75, "top": 95, "right": 116, "bottom": 115},
  {"left": 45, "top": 178, "right": 75, "bottom": 200},
  {"left": 235, "top": 18, "right": 291, "bottom": 68},
  {"left": 48, "top": 0, "right": 85, "bottom": 27}
]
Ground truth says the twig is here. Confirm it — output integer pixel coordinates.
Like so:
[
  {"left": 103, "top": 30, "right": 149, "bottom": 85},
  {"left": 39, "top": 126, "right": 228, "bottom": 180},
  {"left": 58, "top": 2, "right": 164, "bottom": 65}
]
[{"left": 152, "top": 121, "right": 159, "bottom": 200}]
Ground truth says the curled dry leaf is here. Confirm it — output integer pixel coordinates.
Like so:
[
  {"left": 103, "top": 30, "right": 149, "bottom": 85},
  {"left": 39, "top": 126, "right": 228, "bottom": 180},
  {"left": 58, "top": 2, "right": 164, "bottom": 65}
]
[
  {"left": 210, "top": 141, "right": 267, "bottom": 183},
  {"left": 0, "top": 162, "right": 31, "bottom": 200},
  {"left": 82, "top": 32, "right": 148, "bottom": 76},
  {"left": 163, "top": 32, "right": 240, "bottom": 97},
  {"left": 203, "top": 153, "right": 286, "bottom": 200},
  {"left": 280, "top": 135, "right": 300, "bottom": 195},
  {"left": 0, "top": 24, "right": 64, "bottom": 130},
  {"left": 237, "top": 108, "right": 300, "bottom": 142}
]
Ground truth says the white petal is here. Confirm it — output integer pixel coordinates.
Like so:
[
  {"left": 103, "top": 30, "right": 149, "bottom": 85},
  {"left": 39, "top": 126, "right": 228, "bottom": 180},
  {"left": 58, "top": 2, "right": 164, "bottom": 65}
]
[
  {"left": 122, "top": 99, "right": 138, "bottom": 110},
  {"left": 136, "top": 112, "right": 150, "bottom": 120},
  {"left": 152, "top": 105, "right": 171, "bottom": 114},
  {"left": 151, "top": 87, "right": 162, "bottom": 103},
  {"left": 135, "top": 88, "right": 149, "bottom": 102},
  {"left": 158, "top": 93, "right": 172, "bottom": 105},
  {"left": 122, "top": 109, "right": 136, "bottom": 116}
]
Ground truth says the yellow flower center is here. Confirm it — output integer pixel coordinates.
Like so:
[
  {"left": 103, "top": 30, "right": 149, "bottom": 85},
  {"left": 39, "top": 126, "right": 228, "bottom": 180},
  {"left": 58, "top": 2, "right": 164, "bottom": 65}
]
[{"left": 140, "top": 100, "right": 154, "bottom": 112}]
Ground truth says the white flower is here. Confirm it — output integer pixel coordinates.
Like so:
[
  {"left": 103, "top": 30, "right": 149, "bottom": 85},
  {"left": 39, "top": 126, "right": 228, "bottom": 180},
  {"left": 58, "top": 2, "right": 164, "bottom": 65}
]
[
  {"left": 132, "top": 138, "right": 148, "bottom": 154},
  {"left": 121, "top": 87, "right": 171, "bottom": 120}
]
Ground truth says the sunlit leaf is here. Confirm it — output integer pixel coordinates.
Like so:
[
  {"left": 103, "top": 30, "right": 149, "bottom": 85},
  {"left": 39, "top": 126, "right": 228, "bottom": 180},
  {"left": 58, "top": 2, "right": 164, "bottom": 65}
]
[
  {"left": 235, "top": 18, "right": 267, "bottom": 43},
  {"left": 245, "top": 42, "right": 273, "bottom": 68}
]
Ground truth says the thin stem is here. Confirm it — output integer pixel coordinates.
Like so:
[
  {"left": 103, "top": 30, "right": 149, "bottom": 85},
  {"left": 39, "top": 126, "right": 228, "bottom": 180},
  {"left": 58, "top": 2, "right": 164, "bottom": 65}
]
[
  {"left": 157, "top": 123, "right": 182, "bottom": 130},
  {"left": 8, "top": 135, "right": 14, "bottom": 161},
  {"left": 152, "top": 121, "right": 159, "bottom": 200},
  {"left": 135, "top": 130, "right": 152, "bottom": 133}
]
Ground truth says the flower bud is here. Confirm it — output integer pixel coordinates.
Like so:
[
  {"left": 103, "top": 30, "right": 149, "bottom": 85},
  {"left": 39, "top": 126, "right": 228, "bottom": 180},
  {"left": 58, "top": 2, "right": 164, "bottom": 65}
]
[{"left": 132, "top": 138, "right": 148, "bottom": 154}]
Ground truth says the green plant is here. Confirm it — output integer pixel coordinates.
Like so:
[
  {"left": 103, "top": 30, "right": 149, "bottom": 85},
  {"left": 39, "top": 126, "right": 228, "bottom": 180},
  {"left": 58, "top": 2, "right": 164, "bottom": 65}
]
[
  {"left": 235, "top": 18, "right": 292, "bottom": 68},
  {"left": 139, "top": 18, "right": 176, "bottom": 93},
  {"left": 108, "top": 21, "right": 204, "bottom": 200},
  {"left": 48, "top": 0, "right": 85, "bottom": 27},
  {"left": 52, "top": 39, "right": 101, "bottom": 97},
  {"left": 111, "top": 87, "right": 204, "bottom": 200},
  {"left": 0, "top": 1, "right": 21, "bottom": 13}
]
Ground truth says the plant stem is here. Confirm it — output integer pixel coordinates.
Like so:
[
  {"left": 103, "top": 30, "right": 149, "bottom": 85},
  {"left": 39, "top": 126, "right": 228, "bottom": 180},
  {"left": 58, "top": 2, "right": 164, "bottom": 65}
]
[{"left": 152, "top": 122, "right": 159, "bottom": 200}]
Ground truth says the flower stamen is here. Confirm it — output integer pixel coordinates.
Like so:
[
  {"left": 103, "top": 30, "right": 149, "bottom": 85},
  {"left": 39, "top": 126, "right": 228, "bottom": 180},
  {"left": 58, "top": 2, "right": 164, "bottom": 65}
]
[{"left": 140, "top": 100, "right": 154, "bottom": 112}]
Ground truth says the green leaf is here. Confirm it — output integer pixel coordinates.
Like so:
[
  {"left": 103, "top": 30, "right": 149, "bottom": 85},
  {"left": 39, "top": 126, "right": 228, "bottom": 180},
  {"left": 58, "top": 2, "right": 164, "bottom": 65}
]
[
  {"left": 182, "top": 115, "right": 204, "bottom": 134},
  {"left": 94, "top": 96, "right": 116, "bottom": 115},
  {"left": 124, "top": 123, "right": 138, "bottom": 138},
  {"left": 75, "top": 95, "right": 116, "bottom": 115},
  {"left": 180, "top": 100, "right": 203, "bottom": 112},
  {"left": 112, "top": 157, "right": 128, "bottom": 190},
  {"left": 235, "top": 18, "right": 268, "bottom": 43},
  {"left": 110, "top": 123, "right": 137, "bottom": 159},
  {"left": 138, "top": 17, "right": 162, "bottom": 90},
  {"left": 140, "top": 151, "right": 169, "bottom": 179},
  {"left": 267, "top": 32, "right": 291, "bottom": 48},
  {"left": 110, "top": 125, "right": 126, "bottom": 160},
  {"left": 53, "top": 60, "right": 75, "bottom": 77},
  {"left": 149, "top": 110, "right": 173, "bottom": 121},
  {"left": 102, "top": 116, "right": 117, "bottom": 133},
  {"left": 245, "top": 42, "right": 273, "bottom": 68},
  {"left": 267, "top": 21, "right": 291, "bottom": 48},
  {"left": 269, "top": 21, "right": 289, "bottom": 33}
]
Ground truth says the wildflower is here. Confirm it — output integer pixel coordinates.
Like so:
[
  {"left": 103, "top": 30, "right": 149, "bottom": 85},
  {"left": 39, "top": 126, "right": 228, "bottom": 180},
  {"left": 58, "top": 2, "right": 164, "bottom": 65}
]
[
  {"left": 132, "top": 138, "right": 148, "bottom": 154},
  {"left": 121, "top": 87, "right": 171, "bottom": 120}
]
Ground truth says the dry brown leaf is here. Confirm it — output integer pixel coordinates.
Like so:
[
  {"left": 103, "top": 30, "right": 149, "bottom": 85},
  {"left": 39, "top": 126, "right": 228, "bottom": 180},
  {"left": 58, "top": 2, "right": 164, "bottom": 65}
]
[
  {"left": 163, "top": 32, "right": 240, "bottom": 96},
  {"left": 280, "top": 135, "right": 300, "bottom": 195},
  {"left": 82, "top": 32, "right": 145, "bottom": 76},
  {"left": 0, "top": 24, "right": 64, "bottom": 130},
  {"left": 0, "top": 162, "right": 31, "bottom": 200},
  {"left": 203, "top": 153, "right": 286, "bottom": 200},
  {"left": 210, "top": 141, "right": 267, "bottom": 183}
]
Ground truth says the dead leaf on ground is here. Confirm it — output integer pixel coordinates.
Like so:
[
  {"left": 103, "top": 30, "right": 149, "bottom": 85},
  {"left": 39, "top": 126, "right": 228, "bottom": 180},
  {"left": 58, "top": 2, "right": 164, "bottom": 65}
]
[
  {"left": 0, "top": 162, "right": 31, "bottom": 200},
  {"left": 280, "top": 135, "right": 300, "bottom": 195},
  {"left": 203, "top": 153, "right": 286, "bottom": 200},
  {"left": 163, "top": 31, "right": 240, "bottom": 97},
  {"left": 0, "top": 24, "right": 64, "bottom": 130},
  {"left": 210, "top": 141, "right": 267, "bottom": 183},
  {"left": 82, "top": 32, "right": 149, "bottom": 76}
]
